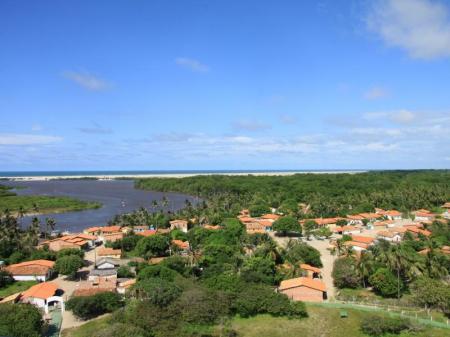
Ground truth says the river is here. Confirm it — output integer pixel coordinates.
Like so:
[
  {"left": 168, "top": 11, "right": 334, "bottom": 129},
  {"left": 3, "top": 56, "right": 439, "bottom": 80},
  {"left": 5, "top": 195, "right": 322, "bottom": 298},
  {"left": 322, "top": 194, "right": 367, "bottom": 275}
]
[{"left": 2, "top": 179, "right": 197, "bottom": 232}]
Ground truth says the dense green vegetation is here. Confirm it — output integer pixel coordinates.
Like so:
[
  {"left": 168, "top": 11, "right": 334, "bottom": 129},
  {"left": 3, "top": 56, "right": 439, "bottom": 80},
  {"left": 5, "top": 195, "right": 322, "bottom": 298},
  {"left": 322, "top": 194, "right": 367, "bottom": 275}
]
[
  {"left": 136, "top": 170, "right": 450, "bottom": 218},
  {"left": 0, "top": 184, "right": 101, "bottom": 214},
  {"left": 66, "top": 292, "right": 124, "bottom": 320},
  {"left": 332, "top": 220, "right": 450, "bottom": 314},
  {"left": 0, "top": 303, "right": 44, "bottom": 337}
]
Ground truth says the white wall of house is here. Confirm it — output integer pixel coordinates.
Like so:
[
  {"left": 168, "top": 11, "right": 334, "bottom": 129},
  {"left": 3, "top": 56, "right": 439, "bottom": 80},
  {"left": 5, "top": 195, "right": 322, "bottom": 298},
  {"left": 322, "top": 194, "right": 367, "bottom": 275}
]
[
  {"left": 97, "top": 262, "right": 116, "bottom": 269},
  {"left": 12, "top": 275, "right": 47, "bottom": 282}
]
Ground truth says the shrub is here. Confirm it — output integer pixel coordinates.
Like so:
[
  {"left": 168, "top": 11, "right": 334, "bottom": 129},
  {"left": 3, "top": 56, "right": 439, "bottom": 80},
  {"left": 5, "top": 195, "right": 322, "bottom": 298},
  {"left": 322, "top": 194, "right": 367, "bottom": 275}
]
[
  {"left": 0, "top": 303, "right": 43, "bottom": 337},
  {"left": 273, "top": 216, "right": 302, "bottom": 236},
  {"left": 360, "top": 315, "right": 413, "bottom": 336},
  {"left": 117, "top": 265, "right": 134, "bottom": 278},
  {"left": 132, "top": 278, "right": 181, "bottom": 306},
  {"left": 0, "top": 270, "right": 13, "bottom": 288},
  {"left": 160, "top": 255, "right": 189, "bottom": 275},
  {"left": 57, "top": 248, "right": 85, "bottom": 259},
  {"left": 137, "top": 265, "right": 178, "bottom": 282},
  {"left": 54, "top": 255, "right": 84, "bottom": 279},
  {"left": 369, "top": 268, "right": 399, "bottom": 297},
  {"left": 66, "top": 292, "right": 123, "bottom": 320},
  {"left": 285, "top": 242, "right": 322, "bottom": 267},
  {"left": 332, "top": 257, "right": 360, "bottom": 289},
  {"left": 135, "top": 235, "right": 169, "bottom": 258}
]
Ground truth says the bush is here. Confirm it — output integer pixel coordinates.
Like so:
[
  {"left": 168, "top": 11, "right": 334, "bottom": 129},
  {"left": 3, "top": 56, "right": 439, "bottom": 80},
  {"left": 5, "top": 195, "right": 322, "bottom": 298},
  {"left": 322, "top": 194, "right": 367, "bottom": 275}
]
[
  {"left": 137, "top": 265, "right": 178, "bottom": 282},
  {"left": 117, "top": 265, "right": 134, "bottom": 278},
  {"left": 410, "top": 277, "right": 450, "bottom": 314},
  {"left": 0, "top": 303, "right": 44, "bottom": 337},
  {"left": 160, "top": 255, "right": 189, "bottom": 275},
  {"left": 273, "top": 216, "right": 301, "bottom": 236},
  {"left": 369, "top": 268, "right": 399, "bottom": 297},
  {"left": 332, "top": 257, "right": 360, "bottom": 289},
  {"left": 66, "top": 292, "right": 123, "bottom": 320},
  {"left": 57, "top": 248, "right": 85, "bottom": 259},
  {"left": 240, "top": 256, "right": 276, "bottom": 285},
  {"left": 360, "top": 315, "right": 413, "bottom": 336},
  {"left": 285, "top": 242, "right": 322, "bottom": 267},
  {"left": 135, "top": 235, "right": 169, "bottom": 258},
  {"left": 54, "top": 255, "right": 84, "bottom": 279},
  {"left": 132, "top": 278, "right": 181, "bottom": 306},
  {"left": 0, "top": 270, "right": 13, "bottom": 288}
]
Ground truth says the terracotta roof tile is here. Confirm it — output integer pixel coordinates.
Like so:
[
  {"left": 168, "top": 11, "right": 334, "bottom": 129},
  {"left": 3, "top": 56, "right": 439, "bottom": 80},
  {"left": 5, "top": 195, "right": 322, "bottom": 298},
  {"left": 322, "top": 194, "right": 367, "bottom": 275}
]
[
  {"left": 22, "top": 282, "right": 58, "bottom": 299},
  {"left": 279, "top": 277, "right": 326, "bottom": 292}
]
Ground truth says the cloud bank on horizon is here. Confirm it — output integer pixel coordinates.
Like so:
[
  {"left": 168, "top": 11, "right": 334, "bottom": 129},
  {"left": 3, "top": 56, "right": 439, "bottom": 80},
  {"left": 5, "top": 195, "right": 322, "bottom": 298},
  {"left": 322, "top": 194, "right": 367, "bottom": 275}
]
[{"left": 0, "top": 0, "right": 449, "bottom": 170}]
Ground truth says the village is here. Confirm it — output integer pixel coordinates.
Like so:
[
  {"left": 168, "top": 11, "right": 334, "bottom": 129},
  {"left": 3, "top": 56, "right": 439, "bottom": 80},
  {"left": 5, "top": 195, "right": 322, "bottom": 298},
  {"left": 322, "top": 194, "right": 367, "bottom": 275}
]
[{"left": 1, "top": 201, "right": 449, "bottom": 335}]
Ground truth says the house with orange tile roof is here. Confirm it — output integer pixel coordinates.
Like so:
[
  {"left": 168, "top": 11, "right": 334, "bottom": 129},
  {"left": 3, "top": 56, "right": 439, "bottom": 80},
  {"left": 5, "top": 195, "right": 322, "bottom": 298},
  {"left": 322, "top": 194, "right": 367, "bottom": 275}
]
[
  {"left": 5, "top": 260, "right": 55, "bottom": 281},
  {"left": 382, "top": 210, "right": 403, "bottom": 221},
  {"left": 171, "top": 239, "right": 190, "bottom": 254},
  {"left": 442, "top": 202, "right": 450, "bottom": 219},
  {"left": 103, "top": 232, "right": 124, "bottom": 243},
  {"left": 344, "top": 241, "right": 369, "bottom": 252},
  {"left": 137, "top": 229, "right": 157, "bottom": 237},
  {"left": 117, "top": 278, "right": 136, "bottom": 295},
  {"left": 170, "top": 219, "right": 189, "bottom": 233},
  {"left": 404, "top": 225, "right": 432, "bottom": 237},
  {"left": 377, "top": 230, "right": 402, "bottom": 243},
  {"left": 38, "top": 233, "right": 97, "bottom": 251},
  {"left": 98, "top": 247, "right": 122, "bottom": 259},
  {"left": 203, "top": 224, "right": 222, "bottom": 230},
  {"left": 260, "top": 213, "right": 281, "bottom": 221},
  {"left": 300, "top": 264, "right": 321, "bottom": 279},
  {"left": 346, "top": 214, "right": 364, "bottom": 225},
  {"left": 20, "top": 282, "right": 64, "bottom": 314},
  {"left": 413, "top": 210, "right": 436, "bottom": 222},
  {"left": 278, "top": 277, "right": 327, "bottom": 302}
]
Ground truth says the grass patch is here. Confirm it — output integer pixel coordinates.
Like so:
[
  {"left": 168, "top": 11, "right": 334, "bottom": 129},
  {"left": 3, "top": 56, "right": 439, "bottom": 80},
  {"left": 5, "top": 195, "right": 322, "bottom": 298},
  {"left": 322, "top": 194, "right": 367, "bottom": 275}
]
[
  {"left": 0, "top": 195, "right": 101, "bottom": 214},
  {"left": 0, "top": 281, "right": 37, "bottom": 298},
  {"left": 60, "top": 316, "right": 111, "bottom": 337},
  {"left": 229, "top": 305, "right": 447, "bottom": 337}
]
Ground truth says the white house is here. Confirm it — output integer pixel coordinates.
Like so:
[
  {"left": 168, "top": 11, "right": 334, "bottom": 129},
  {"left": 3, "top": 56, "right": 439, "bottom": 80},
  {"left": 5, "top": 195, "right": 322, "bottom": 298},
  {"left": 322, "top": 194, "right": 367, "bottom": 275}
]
[
  {"left": 382, "top": 210, "right": 403, "bottom": 221},
  {"left": 5, "top": 260, "right": 55, "bottom": 282},
  {"left": 96, "top": 258, "right": 120, "bottom": 270},
  {"left": 170, "top": 220, "right": 189, "bottom": 233},
  {"left": 377, "top": 231, "right": 402, "bottom": 243},
  {"left": 21, "top": 282, "right": 64, "bottom": 314}
]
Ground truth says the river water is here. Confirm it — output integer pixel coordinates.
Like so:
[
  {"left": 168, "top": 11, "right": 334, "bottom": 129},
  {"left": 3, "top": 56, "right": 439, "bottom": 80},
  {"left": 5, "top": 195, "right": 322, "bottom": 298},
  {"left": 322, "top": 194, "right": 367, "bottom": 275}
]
[{"left": 2, "top": 180, "right": 197, "bottom": 232}]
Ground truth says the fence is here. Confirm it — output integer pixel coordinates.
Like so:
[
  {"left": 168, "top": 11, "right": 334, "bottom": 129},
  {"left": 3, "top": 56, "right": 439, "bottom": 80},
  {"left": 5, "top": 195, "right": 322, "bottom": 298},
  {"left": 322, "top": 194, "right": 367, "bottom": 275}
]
[{"left": 309, "top": 300, "right": 450, "bottom": 329}]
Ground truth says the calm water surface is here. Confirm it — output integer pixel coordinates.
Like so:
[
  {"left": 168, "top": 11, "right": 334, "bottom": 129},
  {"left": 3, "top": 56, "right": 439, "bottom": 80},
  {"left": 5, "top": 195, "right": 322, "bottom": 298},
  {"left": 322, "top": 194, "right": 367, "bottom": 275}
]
[{"left": 2, "top": 180, "right": 197, "bottom": 232}]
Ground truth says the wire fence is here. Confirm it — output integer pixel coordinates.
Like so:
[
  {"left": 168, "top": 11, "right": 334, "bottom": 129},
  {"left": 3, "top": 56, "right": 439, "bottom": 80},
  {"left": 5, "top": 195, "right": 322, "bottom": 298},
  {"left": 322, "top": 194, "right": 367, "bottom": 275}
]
[{"left": 309, "top": 300, "right": 450, "bottom": 329}]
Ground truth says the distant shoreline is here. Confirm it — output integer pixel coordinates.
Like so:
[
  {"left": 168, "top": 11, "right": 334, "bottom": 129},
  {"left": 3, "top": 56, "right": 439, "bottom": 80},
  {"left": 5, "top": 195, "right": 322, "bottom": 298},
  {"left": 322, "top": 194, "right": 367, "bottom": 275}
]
[{"left": 0, "top": 170, "right": 367, "bottom": 181}]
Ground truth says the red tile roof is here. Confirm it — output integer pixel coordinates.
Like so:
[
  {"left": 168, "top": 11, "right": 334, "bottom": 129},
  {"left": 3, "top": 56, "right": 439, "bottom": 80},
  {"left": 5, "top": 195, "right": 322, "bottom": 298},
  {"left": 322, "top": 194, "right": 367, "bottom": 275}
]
[
  {"left": 137, "top": 230, "right": 157, "bottom": 237},
  {"left": 279, "top": 277, "right": 326, "bottom": 292},
  {"left": 351, "top": 235, "right": 375, "bottom": 244},
  {"left": 300, "top": 263, "right": 321, "bottom": 274},
  {"left": 6, "top": 260, "right": 55, "bottom": 276},
  {"left": 22, "top": 282, "right": 58, "bottom": 299}
]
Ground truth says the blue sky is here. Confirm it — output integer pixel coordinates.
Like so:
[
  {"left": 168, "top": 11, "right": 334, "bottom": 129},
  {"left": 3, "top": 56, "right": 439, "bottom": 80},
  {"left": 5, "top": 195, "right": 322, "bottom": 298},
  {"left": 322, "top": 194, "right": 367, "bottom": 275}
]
[{"left": 1, "top": 0, "right": 450, "bottom": 171}]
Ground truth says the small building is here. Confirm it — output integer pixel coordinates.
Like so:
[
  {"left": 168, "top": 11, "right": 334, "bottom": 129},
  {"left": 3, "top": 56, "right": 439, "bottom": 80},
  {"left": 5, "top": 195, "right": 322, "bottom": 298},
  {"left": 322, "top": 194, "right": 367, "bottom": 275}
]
[
  {"left": 413, "top": 210, "right": 436, "bottom": 222},
  {"left": 38, "top": 233, "right": 97, "bottom": 251},
  {"left": 171, "top": 239, "right": 190, "bottom": 254},
  {"left": 20, "top": 282, "right": 64, "bottom": 314},
  {"left": 441, "top": 202, "right": 450, "bottom": 219},
  {"left": 344, "top": 241, "right": 369, "bottom": 252},
  {"left": 137, "top": 229, "right": 157, "bottom": 237},
  {"left": 88, "top": 268, "right": 117, "bottom": 283},
  {"left": 278, "top": 277, "right": 327, "bottom": 302},
  {"left": 98, "top": 247, "right": 122, "bottom": 259},
  {"left": 96, "top": 257, "right": 120, "bottom": 270},
  {"left": 169, "top": 220, "right": 189, "bottom": 233},
  {"left": 382, "top": 210, "right": 403, "bottom": 221},
  {"left": 377, "top": 231, "right": 402, "bottom": 243},
  {"left": 102, "top": 232, "right": 124, "bottom": 243},
  {"left": 203, "top": 224, "right": 222, "bottom": 230},
  {"left": 117, "top": 278, "right": 136, "bottom": 295},
  {"left": 260, "top": 214, "right": 281, "bottom": 221},
  {"left": 300, "top": 264, "right": 321, "bottom": 279},
  {"left": 131, "top": 225, "right": 149, "bottom": 233},
  {"left": 346, "top": 215, "right": 364, "bottom": 226},
  {"left": 5, "top": 260, "right": 55, "bottom": 282}
]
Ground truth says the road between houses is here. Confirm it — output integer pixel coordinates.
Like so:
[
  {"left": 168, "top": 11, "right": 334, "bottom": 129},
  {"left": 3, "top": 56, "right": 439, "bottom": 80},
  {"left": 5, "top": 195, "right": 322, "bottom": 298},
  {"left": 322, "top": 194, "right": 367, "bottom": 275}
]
[{"left": 270, "top": 234, "right": 337, "bottom": 300}]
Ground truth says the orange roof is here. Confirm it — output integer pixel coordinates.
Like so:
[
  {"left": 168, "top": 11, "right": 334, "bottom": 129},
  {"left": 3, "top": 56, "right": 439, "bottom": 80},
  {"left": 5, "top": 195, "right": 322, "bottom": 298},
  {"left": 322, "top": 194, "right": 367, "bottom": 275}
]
[
  {"left": 137, "top": 230, "right": 157, "bottom": 237},
  {"left": 255, "top": 220, "right": 273, "bottom": 228},
  {"left": 390, "top": 227, "right": 407, "bottom": 233},
  {"left": 383, "top": 210, "right": 402, "bottom": 217},
  {"left": 359, "top": 213, "right": 380, "bottom": 219},
  {"left": 351, "top": 235, "right": 375, "bottom": 244},
  {"left": 118, "top": 278, "right": 136, "bottom": 289},
  {"left": 22, "top": 282, "right": 58, "bottom": 299},
  {"left": 85, "top": 226, "right": 101, "bottom": 233},
  {"left": 170, "top": 219, "right": 188, "bottom": 225},
  {"left": 98, "top": 248, "right": 121, "bottom": 256},
  {"left": 260, "top": 214, "right": 280, "bottom": 220},
  {"left": 344, "top": 241, "right": 369, "bottom": 249},
  {"left": 6, "top": 260, "right": 55, "bottom": 276},
  {"left": 238, "top": 216, "right": 255, "bottom": 223},
  {"left": 414, "top": 212, "right": 435, "bottom": 218},
  {"left": 101, "top": 225, "right": 122, "bottom": 233},
  {"left": 204, "top": 224, "right": 222, "bottom": 230},
  {"left": 172, "top": 239, "right": 189, "bottom": 249},
  {"left": 279, "top": 277, "right": 326, "bottom": 292},
  {"left": 347, "top": 215, "right": 364, "bottom": 220},
  {"left": 377, "top": 231, "right": 399, "bottom": 238},
  {"left": 300, "top": 263, "right": 321, "bottom": 274},
  {"left": 442, "top": 202, "right": 450, "bottom": 208},
  {"left": 72, "top": 288, "right": 114, "bottom": 297}
]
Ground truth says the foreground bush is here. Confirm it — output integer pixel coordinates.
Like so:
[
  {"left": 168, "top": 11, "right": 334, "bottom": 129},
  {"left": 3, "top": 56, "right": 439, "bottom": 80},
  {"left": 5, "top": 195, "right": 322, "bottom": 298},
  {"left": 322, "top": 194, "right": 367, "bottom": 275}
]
[
  {"left": 0, "top": 303, "right": 43, "bottom": 337},
  {"left": 66, "top": 292, "right": 124, "bottom": 320},
  {"left": 360, "top": 315, "right": 417, "bottom": 336}
]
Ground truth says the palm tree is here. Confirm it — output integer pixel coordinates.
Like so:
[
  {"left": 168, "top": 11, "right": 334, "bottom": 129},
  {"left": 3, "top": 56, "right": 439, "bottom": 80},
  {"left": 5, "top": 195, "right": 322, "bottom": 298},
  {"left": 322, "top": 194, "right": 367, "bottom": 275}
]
[
  {"left": 45, "top": 218, "right": 56, "bottom": 239},
  {"left": 356, "top": 252, "right": 373, "bottom": 288},
  {"left": 385, "top": 245, "right": 410, "bottom": 300}
]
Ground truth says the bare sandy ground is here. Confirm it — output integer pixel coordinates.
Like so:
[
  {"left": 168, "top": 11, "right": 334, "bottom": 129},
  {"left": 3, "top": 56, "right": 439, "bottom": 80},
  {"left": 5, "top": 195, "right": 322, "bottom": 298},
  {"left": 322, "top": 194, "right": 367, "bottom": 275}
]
[{"left": 2, "top": 170, "right": 366, "bottom": 181}]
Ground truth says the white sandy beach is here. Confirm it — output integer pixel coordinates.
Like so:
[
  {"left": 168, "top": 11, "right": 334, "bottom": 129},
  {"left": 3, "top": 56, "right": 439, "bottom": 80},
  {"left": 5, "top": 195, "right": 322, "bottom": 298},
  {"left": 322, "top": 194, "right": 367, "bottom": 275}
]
[{"left": 1, "top": 170, "right": 366, "bottom": 181}]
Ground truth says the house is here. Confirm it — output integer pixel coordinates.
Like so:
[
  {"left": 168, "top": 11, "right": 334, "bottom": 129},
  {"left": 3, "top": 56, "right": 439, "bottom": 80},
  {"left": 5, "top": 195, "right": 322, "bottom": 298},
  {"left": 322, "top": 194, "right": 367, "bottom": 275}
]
[
  {"left": 260, "top": 214, "right": 281, "bottom": 221},
  {"left": 359, "top": 213, "right": 381, "bottom": 223},
  {"left": 351, "top": 235, "right": 375, "bottom": 245},
  {"left": 84, "top": 226, "right": 101, "bottom": 235},
  {"left": 170, "top": 220, "right": 189, "bottom": 233},
  {"left": 238, "top": 216, "right": 255, "bottom": 223},
  {"left": 137, "top": 229, "right": 157, "bottom": 237},
  {"left": 333, "top": 225, "right": 360, "bottom": 235},
  {"left": 171, "top": 240, "right": 190, "bottom": 254},
  {"left": 255, "top": 220, "right": 274, "bottom": 231},
  {"left": 404, "top": 225, "right": 431, "bottom": 237},
  {"left": 442, "top": 202, "right": 450, "bottom": 219},
  {"left": 5, "top": 260, "right": 55, "bottom": 281},
  {"left": 117, "top": 278, "right": 136, "bottom": 295},
  {"left": 20, "top": 282, "right": 64, "bottom": 314},
  {"left": 131, "top": 225, "right": 149, "bottom": 233},
  {"left": 88, "top": 268, "right": 117, "bottom": 283},
  {"left": 377, "top": 231, "right": 402, "bottom": 243},
  {"left": 413, "top": 210, "right": 436, "bottom": 222},
  {"left": 98, "top": 247, "right": 122, "bottom": 259},
  {"left": 103, "top": 232, "right": 124, "bottom": 243},
  {"left": 344, "top": 241, "right": 369, "bottom": 252},
  {"left": 346, "top": 215, "right": 364, "bottom": 226},
  {"left": 278, "top": 277, "right": 327, "bottom": 302},
  {"left": 38, "top": 233, "right": 97, "bottom": 251},
  {"left": 245, "top": 221, "right": 266, "bottom": 234},
  {"left": 96, "top": 257, "right": 120, "bottom": 270},
  {"left": 300, "top": 264, "right": 321, "bottom": 279},
  {"left": 382, "top": 210, "right": 403, "bottom": 221}
]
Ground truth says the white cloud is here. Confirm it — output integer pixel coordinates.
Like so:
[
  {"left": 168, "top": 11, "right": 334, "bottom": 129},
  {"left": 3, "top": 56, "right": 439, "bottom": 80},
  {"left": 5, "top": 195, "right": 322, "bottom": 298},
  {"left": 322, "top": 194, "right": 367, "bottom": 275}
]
[
  {"left": 63, "top": 71, "right": 110, "bottom": 91},
  {"left": 0, "top": 134, "right": 62, "bottom": 145},
  {"left": 367, "top": 0, "right": 450, "bottom": 59},
  {"left": 363, "top": 109, "right": 416, "bottom": 124},
  {"left": 232, "top": 119, "right": 271, "bottom": 131},
  {"left": 364, "top": 86, "right": 389, "bottom": 100},
  {"left": 175, "top": 57, "right": 209, "bottom": 72}
]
